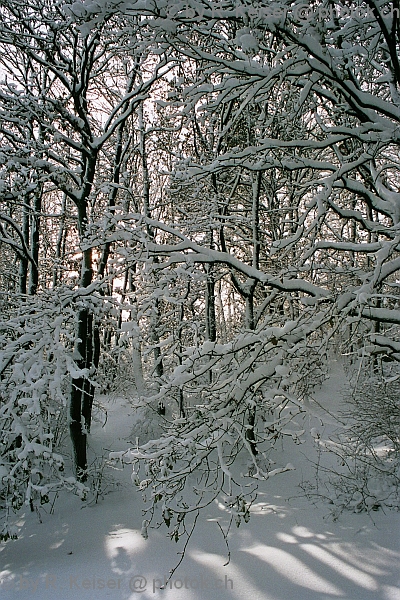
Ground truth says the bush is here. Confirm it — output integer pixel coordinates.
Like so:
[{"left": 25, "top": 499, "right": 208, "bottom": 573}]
[
  {"left": 305, "top": 366, "right": 400, "bottom": 518},
  {"left": 0, "top": 291, "right": 90, "bottom": 539}
]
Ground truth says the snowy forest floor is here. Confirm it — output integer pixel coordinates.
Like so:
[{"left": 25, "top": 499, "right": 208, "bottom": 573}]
[{"left": 1, "top": 359, "right": 399, "bottom": 600}]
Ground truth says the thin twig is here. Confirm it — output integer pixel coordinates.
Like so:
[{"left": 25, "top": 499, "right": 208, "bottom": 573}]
[{"left": 161, "top": 511, "right": 199, "bottom": 589}]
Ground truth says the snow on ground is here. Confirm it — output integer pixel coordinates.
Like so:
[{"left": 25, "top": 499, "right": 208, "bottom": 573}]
[{"left": 1, "top": 360, "right": 399, "bottom": 600}]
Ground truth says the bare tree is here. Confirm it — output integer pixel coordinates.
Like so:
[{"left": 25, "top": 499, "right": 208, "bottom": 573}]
[{"left": 0, "top": 0, "right": 172, "bottom": 478}]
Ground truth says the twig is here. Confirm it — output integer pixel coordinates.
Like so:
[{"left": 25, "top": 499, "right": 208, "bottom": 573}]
[
  {"left": 216, "top": 520, "right": 231, "bottom": 566},
  {"left": 161, "top": 511, "right": 199, "bottom": 589}
]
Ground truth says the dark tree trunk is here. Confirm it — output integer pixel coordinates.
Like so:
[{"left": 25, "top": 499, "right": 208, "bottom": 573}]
[
  {"left": 246, "top": 405, "right": 258, "bottom": 457},
  {"left": 19, "top": 199, "right": 29, "bottom": 294},
  {"left": 151, "top": 299, "right": 164, "bottom": 380},
  {"left": 245, "top": 290, "right": 258, "bottom": 457},
  {"left": 69, "top": 230, "right": 97, "bottom": 480},
  {"left": 138, "top": 102, "right": 164, "bottom": 385},
  {"left": 29, "top": 188, "right": 41, "bottom": 295},
  {"left": 205, "top": 266, "right": 217, "bottom": 343},
  {"left": 52, "top": 194, "right": 67, "bottom": 288}
]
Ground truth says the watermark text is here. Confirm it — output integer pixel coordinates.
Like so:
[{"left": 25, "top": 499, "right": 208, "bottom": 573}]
[{"left": 0, "top": 572, "right": 233, "bottom": 594}]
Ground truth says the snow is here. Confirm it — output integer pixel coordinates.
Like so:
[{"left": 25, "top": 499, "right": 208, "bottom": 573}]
[
  {"left": 152, "top": 19, "right": 177, "bottom": 34},
  {"left": 239, "top": 34, "right": 259, "bottom": 53},
  {"left": 1, "top": 364, "right": 399, "bottom": 600}
]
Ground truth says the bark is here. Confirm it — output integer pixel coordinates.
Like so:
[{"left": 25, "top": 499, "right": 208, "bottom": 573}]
[
  {"left": 246, "top": 405, "right": 258, "bottom": 457},
  {"left": 177, "top": 286, "right": 189, "bottom": 418},
  {"left": 205, "top": 256, "right": 217, "bottom": 386},
  {"left": 151, "top": 299, "right": 164, "bottom": 381},
  {"left": 52, "top": 194, "right": 67, "bottom": 288},
  {"left": 138, "top": 101, "right": 164, "bottom": 384},
  {"left": 19, "top": 199, "right": 29, "bottom": 294},
  {"left": 205, "top": 265, "right": 217, "bottom": 343},
  {"left": 69, "top": 201, "right": 97, "bottom": 480},
  {"left": 28, "top": 188, "right": 41, "bottom": 295},
  {"left": 245, "top": 171, "right": 261, "bottom": 455},
  {"left": 129, "top": 268, "right": 145, "bottom": 395}
]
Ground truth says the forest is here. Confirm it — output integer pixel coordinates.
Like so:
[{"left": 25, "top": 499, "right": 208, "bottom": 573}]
[{"left": 0, "top": 0, "right": 399, "bottom": 551}]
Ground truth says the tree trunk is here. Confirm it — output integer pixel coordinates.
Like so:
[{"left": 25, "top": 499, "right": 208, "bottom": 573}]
[
  {"left": 69, "top": 215, "right": 98, "bottom": 480},
  {"left": 29, "top": 188, "right": 41, "bottom": 295},
  {"left": 52, "top": 194, "right": 67, "bottom": 288},
  {"left": 19, "top": 199, "right": 29, "bottom": 294},
  {"left": 138, "top": 101, "right": 164, "bottom": 386},
  {"left": 151, "top": 299, "right": 164, "bottom": 382},
  {"left": 205, "top": 265, "right": 217, "bottom": 343},
  {"left": 129, "top": 268, "right": 145, "bottom": 395},
  {"left": 245, "top": 171, "right": 261, "bottom": 455}
]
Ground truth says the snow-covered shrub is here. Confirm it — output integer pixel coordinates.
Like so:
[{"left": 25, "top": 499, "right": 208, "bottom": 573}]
[
  {"left": 290, "top": 344, "right": 329, "bottom": 397},
  {"left": 110, "top": 315, "right": 331, "bottom": 546},
  {"left": 310, "top": 369, "right": 400, "bottom": 517},
  {"left": 0, "top": 290, "right": 90, "bottom": 539}
]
